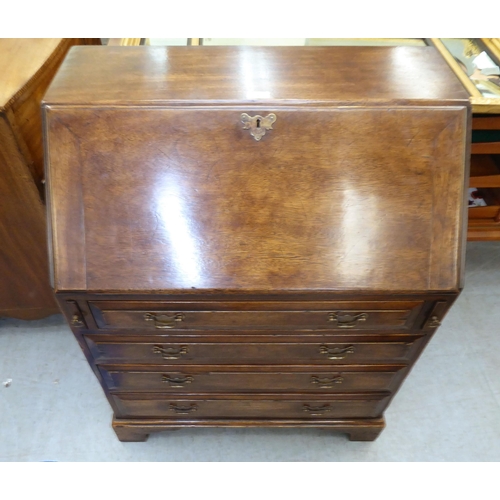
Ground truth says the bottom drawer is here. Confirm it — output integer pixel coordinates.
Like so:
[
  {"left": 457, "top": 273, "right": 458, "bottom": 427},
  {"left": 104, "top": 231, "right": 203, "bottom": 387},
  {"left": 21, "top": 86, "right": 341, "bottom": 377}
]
[{"left": 111, "top": 393, "right": 390, "bottom": 419}]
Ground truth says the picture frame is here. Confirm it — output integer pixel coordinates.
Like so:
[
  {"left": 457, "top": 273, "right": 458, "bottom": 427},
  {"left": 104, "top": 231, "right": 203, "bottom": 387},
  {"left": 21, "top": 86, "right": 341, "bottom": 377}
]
[{"left": 427, "top": 38, "right": 500, "bottom": 113}]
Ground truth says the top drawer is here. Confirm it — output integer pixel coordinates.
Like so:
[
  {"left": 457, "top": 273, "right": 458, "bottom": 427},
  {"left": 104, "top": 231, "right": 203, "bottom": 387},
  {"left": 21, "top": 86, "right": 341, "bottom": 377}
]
[{"left": 88, "top": 300, "right": 425, "bottom": 332}]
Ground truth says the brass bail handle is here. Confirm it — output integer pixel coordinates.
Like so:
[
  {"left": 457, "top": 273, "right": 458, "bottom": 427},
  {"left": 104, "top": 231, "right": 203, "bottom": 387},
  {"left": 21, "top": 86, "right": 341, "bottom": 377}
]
[
  {"left": 241, "top": 113, "right": 276, "bottom": 141},
  {"left": 328, "top": 312, "right": 368, "bottom": 328},
  {"left": 144, "top": 312, "right": 185, "bottom": 329}
]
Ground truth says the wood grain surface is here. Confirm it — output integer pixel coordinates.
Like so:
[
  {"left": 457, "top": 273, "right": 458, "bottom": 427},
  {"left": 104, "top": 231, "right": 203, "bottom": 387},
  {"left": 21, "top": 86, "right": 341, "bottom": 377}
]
[
  {"left": 43, "top": 46, "right": 469, "bottom": 106},
  {"left": 46, "top": 105, "right": 467, "bottom": 293}
]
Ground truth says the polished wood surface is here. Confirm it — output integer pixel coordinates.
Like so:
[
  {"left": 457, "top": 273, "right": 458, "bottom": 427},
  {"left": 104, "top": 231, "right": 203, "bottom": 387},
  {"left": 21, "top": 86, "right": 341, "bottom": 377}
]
[
  {"left": 0, "top": 116, "right": 57, "bottom": 319},
  {"left": 44, "top": 46, "right": 469, "bottom": 441},
  {"left": 112, "top": 416, "right": 386, "bottom": 442},
  {"left": 0, "top": 38, "right": 98, "bottom": 319},
  {"left": 111, "top": 392, "right": 391, "bottom": 419},
  {"left": 85, "top": 335, "right": 422, "bottom": 365},
  {"left": 1, "top": 38, "right": 99, "bottom": 187},
  {"left": 99, "top": 365, "right": 404, "bottom": 393},
  {"left": 46, "top": 105, "right": 467, "bottom": 293},
  {"left": 43, "top": 46, "right": 468, "bottom": 106},
  {"left": 88, "top": 299, "right": 425, "bottom": 331}
]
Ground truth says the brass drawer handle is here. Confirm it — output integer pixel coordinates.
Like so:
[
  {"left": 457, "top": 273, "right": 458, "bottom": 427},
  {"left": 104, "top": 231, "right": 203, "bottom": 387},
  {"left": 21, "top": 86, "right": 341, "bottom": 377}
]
[
  {"left": 241, "top": 113, "right": 276, "bottom": 141},
  {"left": 328, "top": 312, "right": 368, "bottom": 328},
  {"left": 310, "top": 375, "right": 344, "bottom": 388},
  {"left": 303, "top": 404, "right": 331, "bottom": 415},
  {"left": 169, "top": 403, "right": 198, "bottom": 415},
  {"left": 144, "top": 312, "right": 185, "bottom": 329},
  {"left": 319, "top": 345, "right": 355, "bottom": 360},
  {"left": 152, "top": 345, "right": 188, "bottom": 360},
  {"left": 162, "top": 374, "right": 194, "bottom": 387}
]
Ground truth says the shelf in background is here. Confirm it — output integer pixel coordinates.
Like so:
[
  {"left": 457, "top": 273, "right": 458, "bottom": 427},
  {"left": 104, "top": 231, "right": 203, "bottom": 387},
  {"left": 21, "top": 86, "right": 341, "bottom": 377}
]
[{"left": 470, "top": 155, "right": 500, "bottom": 187}]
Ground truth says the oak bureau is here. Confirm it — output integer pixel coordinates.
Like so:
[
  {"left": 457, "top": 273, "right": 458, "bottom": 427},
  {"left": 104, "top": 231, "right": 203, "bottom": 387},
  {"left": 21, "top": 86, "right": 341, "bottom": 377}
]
[{"left": 43, "top": 46, "right": 470, "bottom": 442}]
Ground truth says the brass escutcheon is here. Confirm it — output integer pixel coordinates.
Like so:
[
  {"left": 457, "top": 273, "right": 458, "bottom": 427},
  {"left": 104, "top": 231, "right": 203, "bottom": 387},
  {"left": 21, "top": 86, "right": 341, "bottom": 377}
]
[{"left": 241, "top": 113, "right": 276, "bottom": 141}]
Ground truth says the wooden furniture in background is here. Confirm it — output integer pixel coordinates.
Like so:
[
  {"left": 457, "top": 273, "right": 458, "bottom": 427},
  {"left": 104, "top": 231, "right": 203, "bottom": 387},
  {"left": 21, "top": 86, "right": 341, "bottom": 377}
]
[
  {"left": 44, "top": 46, "right": 469, "bottom": 442},
  {"left": 468, "top": 115, "right": 500, "bottom": 240},
  {"left": 107, "top": 38, "right": 144, "bottom": 46},
  {"left": 0, "top": 38, "right": 99, "bottom": 320},
  {"left": 429, "top": 38, "right": 500, "bottom": 240},
  {"left": 105, "top": 39, "right": 201, "bottom": 46}
]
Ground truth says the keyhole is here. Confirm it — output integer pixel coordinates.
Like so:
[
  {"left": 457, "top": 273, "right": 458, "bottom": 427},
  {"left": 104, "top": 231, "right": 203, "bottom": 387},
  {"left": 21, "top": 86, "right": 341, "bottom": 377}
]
[{"left": 256, "top": 118, "right": 261, "bottom": 128}]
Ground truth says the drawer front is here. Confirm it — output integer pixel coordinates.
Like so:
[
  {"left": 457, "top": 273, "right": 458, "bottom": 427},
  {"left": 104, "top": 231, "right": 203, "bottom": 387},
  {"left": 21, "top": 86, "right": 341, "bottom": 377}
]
[
  {"left": 89, "top": 300, "right": 424, "bottom": 332},
  {"left": 112, "top": 394, "right": 390, "bottom": 419},
  {"left": 100, "top": 366, "right": 404, "bottom": 393},
  {"left": 86, "top": 337, "right": 421, "bottom": 365}
]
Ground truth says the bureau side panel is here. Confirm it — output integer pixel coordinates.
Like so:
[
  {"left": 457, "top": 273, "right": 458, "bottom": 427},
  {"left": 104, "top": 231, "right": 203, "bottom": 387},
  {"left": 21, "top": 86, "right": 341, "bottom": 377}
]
[
  {"left": 44, "top": 106, "right": 87, "bottom": 291},
  {"left": 427, "top": 106, "right": 468, "bottom": 289}
]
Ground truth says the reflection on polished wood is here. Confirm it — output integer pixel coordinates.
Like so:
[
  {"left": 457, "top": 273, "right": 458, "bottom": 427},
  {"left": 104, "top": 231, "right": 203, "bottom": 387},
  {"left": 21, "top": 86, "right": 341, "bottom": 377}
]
[
  {"left": 44, "top": 46, "right": 469, "bottom": 441},
  {"left": 46, "top": 105, "right": 466, "bottom": 293},
  {"left": 44, "top": 45, "right": 468, "bottom": 106}
]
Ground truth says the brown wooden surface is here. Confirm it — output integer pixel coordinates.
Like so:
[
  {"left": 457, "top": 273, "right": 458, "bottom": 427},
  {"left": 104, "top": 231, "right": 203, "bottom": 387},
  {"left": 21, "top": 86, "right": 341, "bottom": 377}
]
[
  {"left": 0, "top": 117, "right": 58, "bottom": 319},
  {"left": 45, "top": 105, "right": 467, "bottom": 293},
  {"left": 469, "top": 155, "right": 500, "bottom": 187},
  {"left": 85, "top": 336, "right": 423, "bottom": 365},
  {"left": 111, "top": 392, "right": 391, "bottom": 419},
  {"left": 472, "top": 116, "right": 500, "bottom": 129},
  {"left": 0, "top": 38, "right": 99, "bottom": 320},
  {"left": 1, "top": 38, "right": 100, "bottom": 189},
  {"left": 43, "top": 46, "right": 468, "bottom": 106},
  {"left": 468, "top": 206, "right": 500, "bottom": 218},
  {"left": 112, "top": 417, "right": 386, "bottom": 442},
  {"left": 44, "top": 46, "right": 469, "bottom": 441},
  {"left": 89, "top": 299, "right": 424, "bottom": 331},
  {"left": 468, "top": 221, "right": 500, "bottom": 240},
  {"left": 468, "top": 115, "right": 500, "bottom": 239},
  {"left": 471, "top": 142, "right": 500, "bottom": 154},
  {"left": 99, "top": 365, "right": 405, "bottom": 393}
]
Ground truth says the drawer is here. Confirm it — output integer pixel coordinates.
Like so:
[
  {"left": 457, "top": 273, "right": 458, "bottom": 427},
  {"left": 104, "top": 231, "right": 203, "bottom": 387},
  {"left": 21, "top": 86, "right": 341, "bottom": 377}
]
[
  {"left": 88, "top": 300, "right": 425, "bottom": 332},
  {"left": 112, "top": 393, "right": 391, "bottom": 419},
  {"left": 86, "top": 336, "right": 422, "bottom": 365},
  {"left": 100, "top": 365, "right": 405, "bottom": 393}
]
